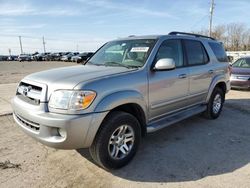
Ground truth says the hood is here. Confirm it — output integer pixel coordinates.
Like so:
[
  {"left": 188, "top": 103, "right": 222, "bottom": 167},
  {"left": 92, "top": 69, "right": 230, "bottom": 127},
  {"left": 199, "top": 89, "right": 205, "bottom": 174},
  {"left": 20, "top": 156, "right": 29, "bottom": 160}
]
[
  {"left": 231, "top": 67, "right": 250, "bottom": 75},
  {"left": 24, "top": 64, "right": 134, "bottom": 90}
]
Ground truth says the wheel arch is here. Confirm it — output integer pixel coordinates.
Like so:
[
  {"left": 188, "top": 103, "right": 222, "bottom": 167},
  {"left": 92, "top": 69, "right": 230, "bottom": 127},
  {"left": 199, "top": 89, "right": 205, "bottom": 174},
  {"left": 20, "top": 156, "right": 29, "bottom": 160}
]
[
  {"left": 94, "top": 90, "right": 148, "bottom": 137},
  {"left": 109, "top": 103, "right": 147, "bottom": 137},
  {"left": 206, "top": 75, "right": 228, "bottom": 103}
]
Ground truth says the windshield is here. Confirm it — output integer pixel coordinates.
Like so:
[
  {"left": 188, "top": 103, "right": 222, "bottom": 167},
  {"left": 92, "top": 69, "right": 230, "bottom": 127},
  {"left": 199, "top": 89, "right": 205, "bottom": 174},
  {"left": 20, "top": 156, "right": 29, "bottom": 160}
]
[
  {"left": 232, "top": 58, "right": 250, "bottom": 68},
  {"left": 87, "top": 39, "right": 155, "bottom": 68}
]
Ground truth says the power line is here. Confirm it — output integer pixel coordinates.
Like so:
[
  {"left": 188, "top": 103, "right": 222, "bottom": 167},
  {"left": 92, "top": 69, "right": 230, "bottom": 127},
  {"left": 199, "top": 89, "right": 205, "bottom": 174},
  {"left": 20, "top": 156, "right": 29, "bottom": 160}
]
[
  {"left": 209, "top": 0, "right": 215, "bottom": 37},
  {"left": 0, "top": 33, "right": 108, "bottom": 43},
  {"left": 190, "top": 14, "right": 209, "bottom": 30},
  {"left": 0, "top": 34, "right": 106, "bottom": 54}
]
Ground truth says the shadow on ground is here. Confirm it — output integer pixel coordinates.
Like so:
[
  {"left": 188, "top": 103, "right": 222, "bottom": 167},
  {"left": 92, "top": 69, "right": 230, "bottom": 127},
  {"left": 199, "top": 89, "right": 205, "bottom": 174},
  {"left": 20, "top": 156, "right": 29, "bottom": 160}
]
[{"left": 77, "top": 98, "right": 250, "bottom": 183}]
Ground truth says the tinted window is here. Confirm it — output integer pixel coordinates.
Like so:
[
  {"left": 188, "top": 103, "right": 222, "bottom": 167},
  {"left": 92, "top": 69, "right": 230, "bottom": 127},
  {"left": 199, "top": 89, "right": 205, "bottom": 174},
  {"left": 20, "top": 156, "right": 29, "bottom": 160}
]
[
  {"left": 209, "top": 42, "right": 228, "bottom": 62},
  {"left": 156, "top": 40, "right": 183, "bottom": 67},
  {"left": 184, "top": 40, "right": 209, "bottom": 66}
]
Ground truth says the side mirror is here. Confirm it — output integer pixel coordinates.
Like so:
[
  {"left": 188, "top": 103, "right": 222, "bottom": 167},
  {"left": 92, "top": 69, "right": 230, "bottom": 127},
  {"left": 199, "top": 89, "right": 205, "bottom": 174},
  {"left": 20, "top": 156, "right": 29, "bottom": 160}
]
[{"left": 154, "top": 58, "right": 176, "bottom": 71}]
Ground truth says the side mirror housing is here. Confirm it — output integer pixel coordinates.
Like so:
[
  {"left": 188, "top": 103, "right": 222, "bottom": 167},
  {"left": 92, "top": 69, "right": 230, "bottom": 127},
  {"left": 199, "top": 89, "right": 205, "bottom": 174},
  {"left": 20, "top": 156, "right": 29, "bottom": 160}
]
[{"left": 153, "top": 58, "right": 176, "bottom": 71}]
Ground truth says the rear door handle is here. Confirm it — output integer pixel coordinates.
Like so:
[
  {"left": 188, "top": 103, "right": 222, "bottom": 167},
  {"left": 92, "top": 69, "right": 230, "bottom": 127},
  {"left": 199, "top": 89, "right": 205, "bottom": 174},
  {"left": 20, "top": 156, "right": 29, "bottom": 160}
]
[
  {"left": 178, "top": 74, "right": 187, "bottom": 79},
  {"left": 208, "top": 70, "right": 214, "bottom": 74}
]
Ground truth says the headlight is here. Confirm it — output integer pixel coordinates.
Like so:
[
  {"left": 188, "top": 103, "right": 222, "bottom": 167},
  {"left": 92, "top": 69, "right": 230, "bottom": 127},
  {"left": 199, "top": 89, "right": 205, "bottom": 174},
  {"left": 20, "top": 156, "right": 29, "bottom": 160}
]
[{"left": 49, "top": 90, "right": 96, "bottom": 110}]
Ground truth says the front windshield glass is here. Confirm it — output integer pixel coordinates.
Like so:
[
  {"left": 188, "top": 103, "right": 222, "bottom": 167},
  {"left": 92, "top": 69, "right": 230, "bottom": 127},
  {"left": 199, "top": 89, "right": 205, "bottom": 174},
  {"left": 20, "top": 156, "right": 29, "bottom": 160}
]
[
  {"left": 87, "top": 39, "right": 155, "bottom": 68},
  {"left": 232, "top": 58, "right": 250, "bottom": 68}
]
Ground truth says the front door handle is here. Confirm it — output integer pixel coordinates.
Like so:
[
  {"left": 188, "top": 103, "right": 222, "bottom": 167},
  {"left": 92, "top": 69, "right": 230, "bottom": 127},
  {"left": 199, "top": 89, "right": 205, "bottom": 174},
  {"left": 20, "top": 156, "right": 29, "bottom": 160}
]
[
  {"left": 208, "top": 70, "right": 214, "bottom": 74},
  {"left": 178, "top": 74, "right": 187, "bottom": 79}
]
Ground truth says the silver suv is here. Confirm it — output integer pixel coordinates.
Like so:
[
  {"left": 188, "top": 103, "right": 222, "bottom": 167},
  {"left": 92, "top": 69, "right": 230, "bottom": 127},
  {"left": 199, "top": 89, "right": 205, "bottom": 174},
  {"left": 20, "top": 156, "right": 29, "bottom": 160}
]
[{"left": 12, "top": 32, "right": 231, "bottom": 169}]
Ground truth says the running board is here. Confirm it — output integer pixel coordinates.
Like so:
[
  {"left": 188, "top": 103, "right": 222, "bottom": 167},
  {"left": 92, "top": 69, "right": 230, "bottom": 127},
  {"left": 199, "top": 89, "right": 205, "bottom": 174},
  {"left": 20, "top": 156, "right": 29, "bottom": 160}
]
[{"left": 147, "top": 105, "right": 206, "bottom": 133}]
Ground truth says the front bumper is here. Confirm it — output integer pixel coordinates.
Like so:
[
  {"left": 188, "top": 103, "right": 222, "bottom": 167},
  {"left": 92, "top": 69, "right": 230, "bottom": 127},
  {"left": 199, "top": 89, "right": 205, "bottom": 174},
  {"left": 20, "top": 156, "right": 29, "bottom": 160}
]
[
  {"left": 230, "top": 80, "right": 250, "bottom": 89},
  {"left": 12, "top": 96, "right": 108, "bottom": 149}
]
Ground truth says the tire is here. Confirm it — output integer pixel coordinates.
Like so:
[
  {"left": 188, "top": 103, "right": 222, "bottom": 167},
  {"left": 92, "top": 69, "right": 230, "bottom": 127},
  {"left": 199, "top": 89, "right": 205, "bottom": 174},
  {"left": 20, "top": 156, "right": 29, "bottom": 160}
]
[
  {"left": 89, "top": 111, "right": 141, "bottom": 170},
  {"left": 204, "top": 87, "right": 225, "bottom": 119}
]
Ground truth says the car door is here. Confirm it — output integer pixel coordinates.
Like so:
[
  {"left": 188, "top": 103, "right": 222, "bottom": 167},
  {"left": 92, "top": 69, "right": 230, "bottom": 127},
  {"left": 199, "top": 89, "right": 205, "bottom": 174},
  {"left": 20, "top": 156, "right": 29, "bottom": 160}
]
[
  {"left": 183, "top": 39, "right": 213, "bottom": 106},
  {"left": 148, "top": 39, "right": 189, "bottom": 120}
]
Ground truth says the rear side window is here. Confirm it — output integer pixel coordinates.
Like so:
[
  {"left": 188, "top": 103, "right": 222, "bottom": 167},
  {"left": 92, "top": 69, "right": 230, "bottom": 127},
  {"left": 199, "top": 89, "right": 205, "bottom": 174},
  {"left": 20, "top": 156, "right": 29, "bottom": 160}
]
[
  {"left": 184, "top": 40, "right": 209, "bottom": 66},
  {"left": 209, "top": 42, "right": 228, "bottom": 62}
]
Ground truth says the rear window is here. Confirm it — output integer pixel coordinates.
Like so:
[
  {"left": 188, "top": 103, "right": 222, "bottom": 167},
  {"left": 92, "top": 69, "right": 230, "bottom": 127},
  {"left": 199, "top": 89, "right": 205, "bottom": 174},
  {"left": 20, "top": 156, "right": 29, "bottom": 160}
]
[
  {"left": 184, "top": 40, "right": 209, "bottom": 66},
  {"left": 209, "top": 42, "right": 228, "bottom": 62}
]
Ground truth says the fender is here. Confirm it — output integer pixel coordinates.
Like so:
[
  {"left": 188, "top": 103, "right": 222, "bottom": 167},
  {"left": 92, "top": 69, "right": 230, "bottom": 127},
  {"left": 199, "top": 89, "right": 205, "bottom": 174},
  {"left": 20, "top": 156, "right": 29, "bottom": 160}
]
[
  {"left": 83, "top": 91, "right": 148, "bottom": 147},
  {"left": 206, "top": 74, "right": 228, "bottom": 103},
  {"left": 94, "top": 90, "right": 148, "bottom": 119}
]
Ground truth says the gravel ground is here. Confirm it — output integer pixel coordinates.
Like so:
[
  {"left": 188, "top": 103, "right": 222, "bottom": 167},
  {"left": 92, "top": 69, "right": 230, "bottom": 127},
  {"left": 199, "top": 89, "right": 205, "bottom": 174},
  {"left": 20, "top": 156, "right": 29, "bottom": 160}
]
[
  {"left": 0, "top": 61, "right": 249, "bottom": 188},
  {"left": 0, "top": 61, "right": 76, "bottom": 84}
]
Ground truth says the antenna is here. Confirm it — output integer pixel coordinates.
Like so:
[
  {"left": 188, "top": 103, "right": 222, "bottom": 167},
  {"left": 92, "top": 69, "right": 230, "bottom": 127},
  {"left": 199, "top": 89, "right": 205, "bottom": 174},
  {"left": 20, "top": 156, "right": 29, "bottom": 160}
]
[{"left": 209, "top": 0, "right": 215, "bottom": 37}]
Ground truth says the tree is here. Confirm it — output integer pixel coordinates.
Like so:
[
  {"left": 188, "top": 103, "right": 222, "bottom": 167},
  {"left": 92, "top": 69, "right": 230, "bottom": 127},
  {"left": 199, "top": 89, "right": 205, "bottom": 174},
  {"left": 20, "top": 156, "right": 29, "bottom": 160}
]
[{"left": 193, "top": 22, "right": 250, "bottom": 51}]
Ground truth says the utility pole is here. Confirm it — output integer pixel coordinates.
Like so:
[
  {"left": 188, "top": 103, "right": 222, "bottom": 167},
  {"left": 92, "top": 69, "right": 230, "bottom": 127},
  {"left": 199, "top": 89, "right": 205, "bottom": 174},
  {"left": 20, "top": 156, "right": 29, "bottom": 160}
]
[
  {"left": 76, "top": 44, "right": 79, "bottom": 52},
  {"left": 42, "top": 36, "right": 46, "bottom": 53},
  {"left": 209, "top": 0, "right": 215, "bottom": 37},
  {"left": 19, "top": 36, "right": 23, "bottom": 54}
]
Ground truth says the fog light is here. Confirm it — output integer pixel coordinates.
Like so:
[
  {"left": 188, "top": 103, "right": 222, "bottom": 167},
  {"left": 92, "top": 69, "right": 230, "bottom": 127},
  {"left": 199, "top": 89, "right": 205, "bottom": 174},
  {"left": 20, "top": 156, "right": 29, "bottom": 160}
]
[{"left": 58, "top": 128, "right": 67, "bottom": 138}]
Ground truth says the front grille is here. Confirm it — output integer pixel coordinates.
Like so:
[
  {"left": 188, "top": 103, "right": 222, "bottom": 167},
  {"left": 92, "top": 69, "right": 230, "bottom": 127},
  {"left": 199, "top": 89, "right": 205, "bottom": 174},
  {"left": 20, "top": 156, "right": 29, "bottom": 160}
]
[
  {"left": 16, "top": 82, "right": 43, "bottom": 105},
  {"left": 19, "top": 82, "right": 42, "bottom": 92},
  {"left": 15, "top": 113, "right": 40, "bottom": 131}
]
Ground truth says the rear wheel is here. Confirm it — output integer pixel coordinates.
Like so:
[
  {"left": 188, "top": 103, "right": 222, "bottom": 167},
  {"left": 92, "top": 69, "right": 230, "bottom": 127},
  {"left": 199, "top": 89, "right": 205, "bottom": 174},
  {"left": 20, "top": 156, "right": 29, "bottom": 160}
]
[
  {"left": 89, "top": 111, "right": 141, "bottom": 169},
  {"left": 204, "top": 87, "right": 225, "bottom": 119}
]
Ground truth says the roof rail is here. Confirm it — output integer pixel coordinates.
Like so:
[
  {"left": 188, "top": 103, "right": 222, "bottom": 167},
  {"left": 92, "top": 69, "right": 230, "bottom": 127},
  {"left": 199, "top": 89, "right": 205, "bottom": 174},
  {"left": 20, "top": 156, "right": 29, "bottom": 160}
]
[{"left": 168, "top": 31, "right": 216, "bottom": 40}]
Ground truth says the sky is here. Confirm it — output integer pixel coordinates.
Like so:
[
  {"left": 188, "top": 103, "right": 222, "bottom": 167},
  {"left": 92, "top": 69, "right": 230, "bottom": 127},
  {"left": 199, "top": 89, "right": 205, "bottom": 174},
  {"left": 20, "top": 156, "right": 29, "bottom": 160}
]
[{"left": 0, "top": 0, "right": 250, "bottom": 55}]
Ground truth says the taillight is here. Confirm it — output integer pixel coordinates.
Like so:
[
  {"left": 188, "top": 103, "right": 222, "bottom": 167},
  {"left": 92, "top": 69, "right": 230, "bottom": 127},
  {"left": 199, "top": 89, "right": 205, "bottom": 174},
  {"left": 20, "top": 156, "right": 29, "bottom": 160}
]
[{"left": 228, "top": 64, "right": 232, "bottom": 76}]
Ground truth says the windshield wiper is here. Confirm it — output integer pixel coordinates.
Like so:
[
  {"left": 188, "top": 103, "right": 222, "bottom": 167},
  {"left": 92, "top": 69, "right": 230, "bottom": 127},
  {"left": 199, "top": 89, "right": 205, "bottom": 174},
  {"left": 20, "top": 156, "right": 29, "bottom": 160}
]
[
  {"left": 86, "top": 61, "right": 104, "bottom": 66},
  {"left": 104, "top": 61, "right": 138, "bottom": 69}
]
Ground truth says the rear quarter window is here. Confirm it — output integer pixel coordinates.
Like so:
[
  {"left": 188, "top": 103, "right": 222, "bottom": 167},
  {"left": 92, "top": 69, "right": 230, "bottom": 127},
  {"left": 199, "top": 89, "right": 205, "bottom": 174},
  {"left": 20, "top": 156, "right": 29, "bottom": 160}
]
[{"left": 208, "top": 42, "right": 228, "bottom": 62}]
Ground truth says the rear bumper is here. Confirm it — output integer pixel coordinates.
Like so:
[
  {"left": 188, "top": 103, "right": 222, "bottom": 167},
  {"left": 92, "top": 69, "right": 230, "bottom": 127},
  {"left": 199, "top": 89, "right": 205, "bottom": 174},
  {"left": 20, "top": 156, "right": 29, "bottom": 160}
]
[{"left": 11, "top": 96, "right": 108, "bottom": 149}]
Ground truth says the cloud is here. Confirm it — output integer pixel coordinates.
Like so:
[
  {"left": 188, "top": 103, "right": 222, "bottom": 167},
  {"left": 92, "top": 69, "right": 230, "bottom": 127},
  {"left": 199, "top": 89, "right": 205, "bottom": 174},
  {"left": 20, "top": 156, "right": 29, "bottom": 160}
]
[
  {"left": 0, "top": 1, "right": 81, "bottom": 16},
  {"left": 0, "top": 3, "right": 35, "bottom": 16},
  {"left": 75, "top": 0, "right": 178, "bottom": 19},
  {"left": 0, "top": 17, "right": 46, "bottom": 35}
]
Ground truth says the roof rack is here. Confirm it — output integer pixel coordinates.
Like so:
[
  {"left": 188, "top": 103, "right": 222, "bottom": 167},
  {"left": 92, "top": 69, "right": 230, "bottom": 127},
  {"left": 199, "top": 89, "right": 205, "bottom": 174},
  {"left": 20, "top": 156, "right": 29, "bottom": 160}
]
[{"left": 168, "top": 31, "right": 216, "bottom": 40}]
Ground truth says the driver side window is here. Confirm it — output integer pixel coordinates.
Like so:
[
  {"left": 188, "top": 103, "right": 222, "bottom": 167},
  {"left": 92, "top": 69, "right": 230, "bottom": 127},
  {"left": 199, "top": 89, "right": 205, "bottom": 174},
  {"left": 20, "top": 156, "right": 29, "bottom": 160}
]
[{"left": 156, "top": 40, "right": 184, "bottom": 68}]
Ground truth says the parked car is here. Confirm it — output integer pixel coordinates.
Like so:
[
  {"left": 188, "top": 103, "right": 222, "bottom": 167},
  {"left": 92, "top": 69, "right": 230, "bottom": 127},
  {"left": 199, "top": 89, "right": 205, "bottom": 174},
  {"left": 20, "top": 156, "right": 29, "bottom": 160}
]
[
  {"left": 230, "top": 56, "right": 250, "bottom": 89},
  {"left": 7, "top": 55, "right": 18, "bottom": 61},
  {"left": 30, "top": 52, "right": 39, "bottom": 61},
  {"left": 46, "top": 52, "right": 63, "bottom": 61},
  {"left": 61, "top": 52, "right": 79, "bottom": 62},
  {"left": 0, "top": 55, "right": 8, "bottom": 61},
  {"left": 18, "top": 54, "right": 32, "bottom": 62},
  {"left": 34, "top": 53, "right": 51, "bottom": 61},
  {"left": 71, "top": 52, "right": 94, "bottom": 63},
  {"left": 12, "top": 32, "right": 230, "bottom": 170}
]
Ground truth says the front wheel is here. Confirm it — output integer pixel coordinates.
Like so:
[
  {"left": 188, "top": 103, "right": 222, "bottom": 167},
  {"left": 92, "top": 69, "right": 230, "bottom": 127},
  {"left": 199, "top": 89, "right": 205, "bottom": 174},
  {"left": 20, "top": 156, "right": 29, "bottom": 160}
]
[
  {"left": 89, "top": 111, "right": 141, "bottom": 169},
  {"left": 204, "top": 87, "right": 225, "bottom": 119}
]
